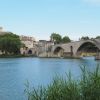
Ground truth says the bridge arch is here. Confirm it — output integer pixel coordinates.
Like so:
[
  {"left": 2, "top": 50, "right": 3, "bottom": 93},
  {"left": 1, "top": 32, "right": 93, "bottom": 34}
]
[
  {"left": 53, "top": 46, "right": 64, "bottom": 57},
  {"left": 28, "top": 49, "right": 33, "bottom": 54},
  {"left": 76, "top": 41, "right": 100, "bottom": 57}
]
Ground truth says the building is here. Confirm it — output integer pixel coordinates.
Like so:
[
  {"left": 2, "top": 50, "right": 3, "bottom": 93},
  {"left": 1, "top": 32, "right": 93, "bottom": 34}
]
[
  {"left": 0, "top": 27, "right": 7, "bottom": 35},
  {"left": 37, "top": 40, "right": 54, "bottom": 57},
  {"left": 20, "top": 35, "right": 36, "bottom": 48},
  {"left": 20, "top": 35, "right": 37, "bottom": 55}
]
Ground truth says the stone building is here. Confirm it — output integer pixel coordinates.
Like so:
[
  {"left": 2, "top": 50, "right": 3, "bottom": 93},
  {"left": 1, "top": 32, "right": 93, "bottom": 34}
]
[
  {"left": 20, "top": 35, "right": 37, "bottom": 55},
  {"left": 20, "top": 35, "right": 36, "bottom": 48},
  {"left": 0, "top": 27, "right": 8, "bottom": 35},
  {"left": 37, "top": 40, "right": 54, "bottom": 57}
]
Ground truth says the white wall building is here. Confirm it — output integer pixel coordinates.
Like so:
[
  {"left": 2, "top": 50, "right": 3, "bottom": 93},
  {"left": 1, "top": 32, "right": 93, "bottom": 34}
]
[
  {"left": 20, "top": 35, "right": 36, "bottom": 48},
  {"left": 20, "top": 35, "right": 37, "bottom": 55}
]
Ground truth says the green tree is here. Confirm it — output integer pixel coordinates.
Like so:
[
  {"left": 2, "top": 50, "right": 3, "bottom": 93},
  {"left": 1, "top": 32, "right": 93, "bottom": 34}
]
[
  {"left": 0, "top": 32, "right": 21, "bottom": 55},
  {"left": 62, "top": 36, "right": 71, "bottom": 43},
  {"left": 50, "top": 33, "right": 62, "bottom": 44},
  {"left": 96, "top": 36, "right": 100, "bottom": 39},
  {"left": 81, "top": 36, "right": 89, "bottom": 40}
]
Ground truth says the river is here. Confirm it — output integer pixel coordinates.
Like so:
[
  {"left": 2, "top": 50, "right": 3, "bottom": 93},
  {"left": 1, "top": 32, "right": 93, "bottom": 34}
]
[{"left": 0, "top": 57, "right": 99, "bottom": 100}]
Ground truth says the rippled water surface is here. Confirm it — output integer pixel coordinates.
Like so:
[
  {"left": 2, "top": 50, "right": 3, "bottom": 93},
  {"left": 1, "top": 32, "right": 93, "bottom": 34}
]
[{"left": 0, "top": 57, "right": 99, "bottom": 100}]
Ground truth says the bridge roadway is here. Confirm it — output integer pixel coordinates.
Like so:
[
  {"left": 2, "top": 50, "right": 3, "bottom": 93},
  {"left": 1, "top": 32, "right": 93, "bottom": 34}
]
[{"left": 52, "top": 39, "right": 100, "bottom": 58}]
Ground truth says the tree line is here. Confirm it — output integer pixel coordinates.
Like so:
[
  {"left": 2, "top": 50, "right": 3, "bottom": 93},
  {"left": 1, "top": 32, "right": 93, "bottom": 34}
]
[
  {"left": 79, "top": 36, "right": 100, "bottom": 40},
  {"left": 50, "top": 33, "right": 71, "bottom": 44},
  {"left": 0, "top": 32, "right": 22, "bottom": 55},
  {"left": 50, "top": 33, "right": 100, "bottom": 44}
]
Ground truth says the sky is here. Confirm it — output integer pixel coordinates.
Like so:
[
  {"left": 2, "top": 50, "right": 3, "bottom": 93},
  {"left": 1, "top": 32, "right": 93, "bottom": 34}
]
[{"left": 0, "top": 0, "right": 100, "bottom": 40}]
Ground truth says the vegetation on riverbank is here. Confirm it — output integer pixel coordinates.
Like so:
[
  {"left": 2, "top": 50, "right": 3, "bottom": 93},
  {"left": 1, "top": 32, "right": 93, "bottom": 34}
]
[
  {"left": 0, "top": 54, "right": 37, "bottom": 58},
  {"left": 25, "top": 65, "right": 100, "bottom": 100},
  {"left": 0, "top": 32, "right": 22, "bottom": 55}
]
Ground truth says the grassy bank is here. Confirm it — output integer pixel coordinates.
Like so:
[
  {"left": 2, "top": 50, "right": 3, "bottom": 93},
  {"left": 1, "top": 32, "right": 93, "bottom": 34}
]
[
  {"left": 25, "top": 66, "right": 100, "bottom": 100},
  {"left": 0, "top": 54, "right": 37, "bottom": 58}
]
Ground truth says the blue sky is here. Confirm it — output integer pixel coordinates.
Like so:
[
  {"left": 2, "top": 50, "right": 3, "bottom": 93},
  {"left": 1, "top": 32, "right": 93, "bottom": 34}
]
[{"left": 0, "top": 0, "right": 100, "bottom": 40}]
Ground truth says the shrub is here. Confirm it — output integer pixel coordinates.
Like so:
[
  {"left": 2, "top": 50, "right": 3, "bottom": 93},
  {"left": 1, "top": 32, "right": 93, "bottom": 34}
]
[{"left": 25, "top": 66, "right": 100, "bottom": 100}]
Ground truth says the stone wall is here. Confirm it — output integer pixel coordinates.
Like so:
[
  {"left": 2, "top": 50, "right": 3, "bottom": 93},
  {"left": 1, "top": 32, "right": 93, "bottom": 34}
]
[{"left": 52, "top": 39, "right": 100, "bottom": 58}]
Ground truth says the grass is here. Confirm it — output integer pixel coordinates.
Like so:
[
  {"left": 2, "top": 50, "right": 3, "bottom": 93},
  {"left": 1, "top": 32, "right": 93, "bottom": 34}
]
[{"left": 25, "top": 65, "right": 100, "bottom": 100}]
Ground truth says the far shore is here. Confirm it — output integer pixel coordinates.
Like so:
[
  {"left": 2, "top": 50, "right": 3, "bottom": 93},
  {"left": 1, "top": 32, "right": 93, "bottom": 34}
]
[
  {"left": 0, "top": 54, "right": 37, "bottom": 58},
  {"left": 0, "top": 54, "right": 86, "bottom": 59}
]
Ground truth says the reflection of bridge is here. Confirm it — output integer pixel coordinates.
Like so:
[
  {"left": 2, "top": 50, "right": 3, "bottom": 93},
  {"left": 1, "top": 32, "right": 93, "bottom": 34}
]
[{"left": 52, "top": 39, "right": 100, "bottom": 59}]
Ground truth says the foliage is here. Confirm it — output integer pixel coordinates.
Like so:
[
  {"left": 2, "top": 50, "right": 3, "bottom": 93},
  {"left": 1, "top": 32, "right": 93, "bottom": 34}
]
[
  {"left": 50, "top": 33, "right": 71, "bottom": 44},
  {"left": 96, "top": 36, "right": 100, "bottom": 39},
  {"left": 25, "top": 65, "right": 100, "bottom": 100},
  {"left": 81, "top": 36, "right": 89, "bottom": 40},
  {"left": 62, "top": 36, "right": 71, "bottom": 43},
  {"left": 50, "top": 33, "right": 62, "bottom": 44},
  {"left": 0, "top": 32, "right": 21, "bottom": 55}
]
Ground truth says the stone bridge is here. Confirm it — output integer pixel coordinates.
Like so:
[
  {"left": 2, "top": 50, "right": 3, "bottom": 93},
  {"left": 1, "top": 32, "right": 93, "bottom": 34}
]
[
  {"left": 20, "top": 47, "right": 37, "bottom": 55},
  {"left": 52, "top": 39, "right": 100, "bottom": 58}
]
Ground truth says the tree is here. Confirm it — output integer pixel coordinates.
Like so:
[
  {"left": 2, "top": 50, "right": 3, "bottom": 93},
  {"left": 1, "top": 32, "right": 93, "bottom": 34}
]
[
  {"left": 0, "top": 32, "right": 22, "bottom": 55},
  {"left": 80, "top": 36, "right": 89, "bottom": 40},
  {"left": 96, "top": 36, "right": 100, "bottom": 39},
  {"left": 50, "top": 33, "right": 62, "bottom": 44},
  {"left": 62, "top": 36, "right": 71, "bottom": 43}
]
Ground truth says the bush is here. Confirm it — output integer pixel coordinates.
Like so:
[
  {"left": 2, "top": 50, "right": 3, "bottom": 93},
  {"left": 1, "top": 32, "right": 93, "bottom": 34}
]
[{"left": 25, "top": 66, "right": 100, "bottom": 100}]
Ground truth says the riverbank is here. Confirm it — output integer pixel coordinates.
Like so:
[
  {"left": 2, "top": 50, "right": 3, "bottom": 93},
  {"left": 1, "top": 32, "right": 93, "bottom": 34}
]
[
  {"left": 39, "top": 56, "right": 80, "bottom": 59},
  {"left": 0, "top": 55, "right": 85, "bottom": 59},
  {"left": 0, "top": 54, "right": 37, "bottom": 58},
  {"left": 0, "top": 54, "right": 81, "bottom": 59},
  {"left": 0, "top": 54, "right": 100, "bottom": 60}
]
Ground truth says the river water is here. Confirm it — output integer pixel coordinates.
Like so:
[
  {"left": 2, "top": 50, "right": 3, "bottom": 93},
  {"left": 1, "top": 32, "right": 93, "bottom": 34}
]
[{"left": 0, "top": 57, "right": 100, "bottom": 100}]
